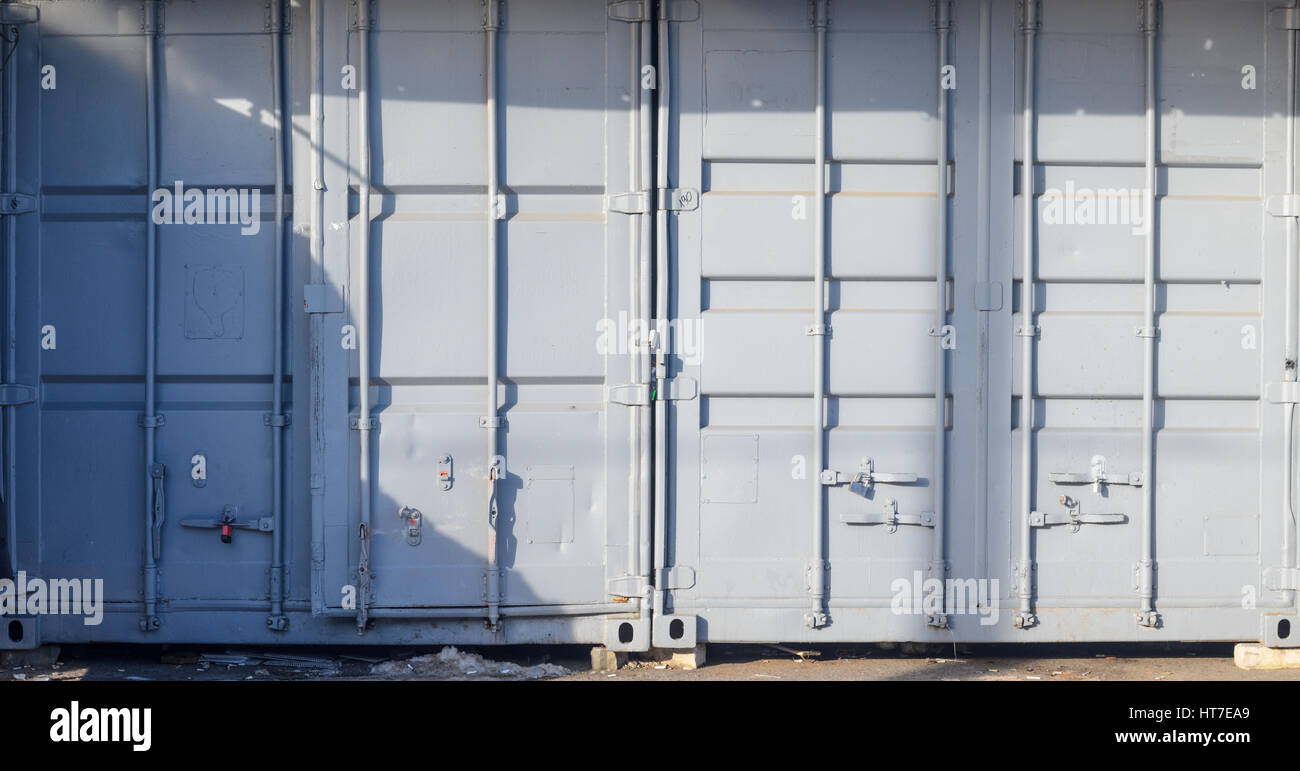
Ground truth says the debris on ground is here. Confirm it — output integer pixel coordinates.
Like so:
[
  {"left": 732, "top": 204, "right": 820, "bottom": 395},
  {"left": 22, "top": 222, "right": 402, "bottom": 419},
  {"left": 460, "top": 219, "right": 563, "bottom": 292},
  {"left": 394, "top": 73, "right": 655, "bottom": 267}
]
[
  {"left": 161, "top": 652, "right": 201, "bottom": 665},
  {"left": 766, "top": 645, "right": 821, "bottom": 662},
  {"left": 196, "top": 652, "right": 339, "bottom": 672},
  {"left": 369, "top": 646, "right": 569, "bottom": 680},
  {"left": 339, "top": 654, "right": 386, "bottom": 664}
]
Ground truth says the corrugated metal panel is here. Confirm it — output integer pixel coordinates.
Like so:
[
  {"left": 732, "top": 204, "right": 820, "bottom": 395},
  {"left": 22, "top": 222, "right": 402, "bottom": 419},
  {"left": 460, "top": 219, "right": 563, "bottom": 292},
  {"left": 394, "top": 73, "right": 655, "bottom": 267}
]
[{"left": 0, "top": 0, "right": 1295, "bottom": 650}]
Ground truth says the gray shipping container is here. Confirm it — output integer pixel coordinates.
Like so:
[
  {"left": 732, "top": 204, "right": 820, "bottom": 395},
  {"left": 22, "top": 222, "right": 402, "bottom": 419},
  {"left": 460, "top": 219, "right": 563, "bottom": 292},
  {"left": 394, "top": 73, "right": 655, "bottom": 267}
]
[{"left": 0, "top": 0, "right": 1296, "bottom": 651}]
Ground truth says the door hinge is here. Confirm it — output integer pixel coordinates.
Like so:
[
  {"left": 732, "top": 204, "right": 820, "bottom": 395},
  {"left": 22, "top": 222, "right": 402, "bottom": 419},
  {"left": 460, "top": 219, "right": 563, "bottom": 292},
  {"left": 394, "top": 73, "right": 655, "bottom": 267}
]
[
  {"left": 266, "top": 0, "right": 290, "bottom": 33},
  {"left": 1018, "top": 0, "right": 1042, "bottom": 30},
  {"left": 481, "top": 567, "right": 504, "bottom": 602},
  {"left": 0, "top": 3, "right": 38, "bottom": 25},
  {"left": 1266, "top": 382, "right": 1300, "bottom": 404},
  {"left": 1137, "top": 0, "right": 1159, "bottom": 33},
  {"left": 350, "top": 0, "right": 375, "bottom": 30},
  {"left": 1268, "top": 194, "right": 1300, "bottom": 217},
  {"left": 1274, "top": 7, "right": 1300, "bottom": 30},
  {"left": 141, "top": 0, "right": 164, "bottom": 33},
  {"left": 658, "top": 187, "right": 699, "bottom": 212},
  {"left": 931, "top": 0, "right": 953, "bottom": 30},
  {"left": 0, "top": 194, "right": 35, "bottom": 215},
  {"left": 608, "top": 191, "right": 649, "bottom": 215},
  {"left": 608, "top": 575, "right": 648, "bottom": 598},
  {"left": 0, "top": 384, "right": 34, "bottom": 406},
  {"left": 655, "top": 565, "right": 696, "bottom": 591},
  {"left": 608, "top": 0, "right": 700, "bottom": 23}
]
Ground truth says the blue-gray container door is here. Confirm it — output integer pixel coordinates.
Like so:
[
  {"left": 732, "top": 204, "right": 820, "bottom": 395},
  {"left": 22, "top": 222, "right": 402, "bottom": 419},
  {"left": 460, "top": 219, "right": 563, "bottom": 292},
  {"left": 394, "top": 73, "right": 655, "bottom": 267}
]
[
  {"left": 33, "top": 2, "right": 284, "bottom": 610},
  {"left": 318, "top": 0, "right": 646, "bottom": 623}
]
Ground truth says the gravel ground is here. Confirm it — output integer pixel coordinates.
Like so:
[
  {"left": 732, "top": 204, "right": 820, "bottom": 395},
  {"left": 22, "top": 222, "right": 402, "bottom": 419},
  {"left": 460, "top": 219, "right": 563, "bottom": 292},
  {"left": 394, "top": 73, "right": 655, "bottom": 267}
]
[{"left": 2, "top": 642, "right": 1297, "bottom": 682}]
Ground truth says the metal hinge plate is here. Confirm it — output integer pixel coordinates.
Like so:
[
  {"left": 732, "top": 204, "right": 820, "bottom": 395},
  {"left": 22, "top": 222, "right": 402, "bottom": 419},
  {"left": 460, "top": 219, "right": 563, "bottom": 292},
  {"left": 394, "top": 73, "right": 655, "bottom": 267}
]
[
  {"left": 655, "top": 565, "right": 696, "bottom": 590},
  {"left": 350, "top": 0, "right": 374, "bottom": 30},
  {"left": 931, "top": 0, "right": 953, "bottom": 30},
  {"left": 608, "top": 191, "right": 649, "bottom": 215},
  {"left": 608, "top": 0, "right": 700, "bottom": 23},
  {"left": 0, "top": 384, "right": 34, "bottom": 406},
  {"left": 1266, "top": 381, "right": 1300, "bottom": 404},
  {"left": 481, "top": 567, "right": 504, "bottom": 603},
  {"left": 141, "top": 0, "right": 164, "bottom": 33},
  {"left": 1273, "top": 6, "right": 1300, "bottom": 30},
  {"left": 265, "top": 0, "right": 290, "bottom": 33},
  {"left": 0, "top": 194, "right": 35, "bottom": 215},
  {"left": 1018, "top": 0, "right": 1042, "bottom": 30},
  {"left": 1268, "top": 194, "right": 1300, "bottom": 217},
  {"left": 1137, "top": 0, "right": 1160, "bottom": 33},
  {"left": 0, "top": 3, "right": 38, "bottom": 24},
  {"left": 608, "top": 575, "right": 646, "bottom": 598},
  {"left": 658, "top": 188, "right": 699, "bottom": 211}
]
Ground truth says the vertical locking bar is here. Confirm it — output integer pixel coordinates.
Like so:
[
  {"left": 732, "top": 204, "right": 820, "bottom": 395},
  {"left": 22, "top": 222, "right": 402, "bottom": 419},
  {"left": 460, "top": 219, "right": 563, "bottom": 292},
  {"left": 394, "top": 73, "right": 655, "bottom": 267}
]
[
  {"left": 974, "top": 0, "right": 994, "bottom": 591},
  {"left": 266, "top": 0, "right": 288, "bottom": 631},
  {"left": 140, "top": 0, "right": 163, "bottom": 632},
  {"left": 308, "top": 0, "right": 326, "bottom": 615},
  {"left": 1136, "top": 0, "right": 1160, "bottom": 628},
  {"left": 651, "top": 0, "right": 671, "bottom": 618},
  {"left": 353, "top": 0, "right": 373, "bottom": 633},
  {"left": 1282, "top": 0, "right": 1299, "bottom": 613},
  {"left": 929, "top": 0, "right": 952, "bottom": 628},
  {"left": 636, "top": 1, "right": 655, "bottom": 620},
  {"left": 807, "top": 0, "right": 830, "bottom": 630},
  {"left": 483, "top": 0, "right": 503, "bottom": 631},
  {"left": 1015, "top": 0, "right": 1038, "bottom": 629},
  {"left": 0, "top": 0, "right": 18, "bottom": 578}
]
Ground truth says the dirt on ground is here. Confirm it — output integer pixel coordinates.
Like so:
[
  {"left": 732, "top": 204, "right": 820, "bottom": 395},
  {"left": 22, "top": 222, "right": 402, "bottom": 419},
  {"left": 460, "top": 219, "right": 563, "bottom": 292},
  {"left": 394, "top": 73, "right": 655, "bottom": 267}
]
[{"left": 2, "top": 642, "right": 1298, "bottom": 682}]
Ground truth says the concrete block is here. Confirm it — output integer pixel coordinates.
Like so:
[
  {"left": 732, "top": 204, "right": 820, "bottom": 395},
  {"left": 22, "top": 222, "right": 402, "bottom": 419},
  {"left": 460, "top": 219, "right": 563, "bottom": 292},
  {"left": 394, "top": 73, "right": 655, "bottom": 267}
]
[
  {"left": 670, "top": 644, "right": 706, "bottom": 671},
  {"left": 591, "top": 646, "right": 628, "bottom": 672},
  {"left": 1235, "top": 642, "right": 1300, "bottom": 670},
  {"left": 0, "top": 645, "right": 60, "bottom": 668}
]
